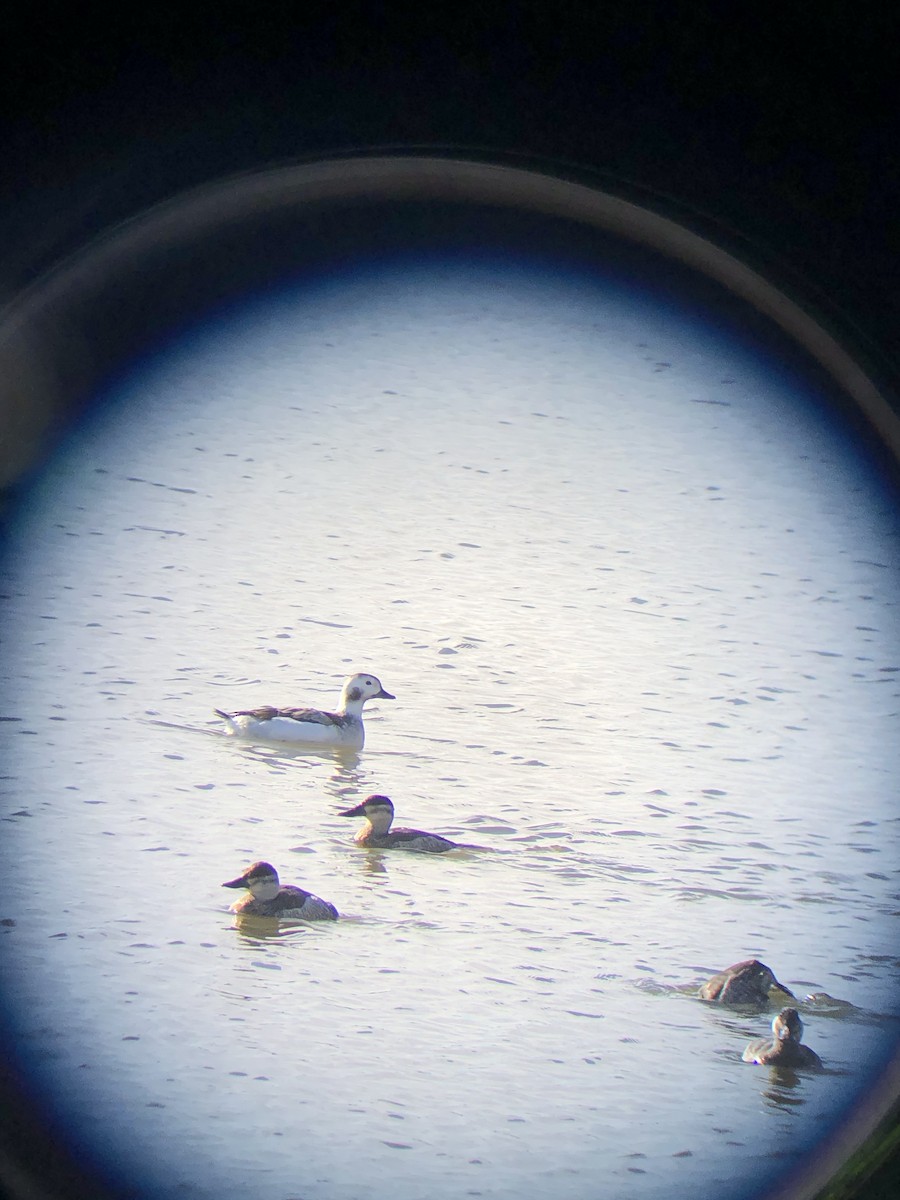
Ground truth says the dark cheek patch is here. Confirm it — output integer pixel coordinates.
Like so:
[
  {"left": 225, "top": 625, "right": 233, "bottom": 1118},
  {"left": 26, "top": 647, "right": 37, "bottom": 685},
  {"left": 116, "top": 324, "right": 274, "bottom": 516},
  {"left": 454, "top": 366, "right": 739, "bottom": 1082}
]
[{"left": 348, "top": 687, "right": 362, "bottom": 702}]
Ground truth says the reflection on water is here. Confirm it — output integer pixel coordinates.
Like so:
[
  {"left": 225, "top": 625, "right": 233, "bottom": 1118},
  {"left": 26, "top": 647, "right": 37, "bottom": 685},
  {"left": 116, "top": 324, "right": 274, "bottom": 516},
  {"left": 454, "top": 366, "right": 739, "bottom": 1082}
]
[{"left": 1, "top": 257, "right": 900, "bottom": 1200}]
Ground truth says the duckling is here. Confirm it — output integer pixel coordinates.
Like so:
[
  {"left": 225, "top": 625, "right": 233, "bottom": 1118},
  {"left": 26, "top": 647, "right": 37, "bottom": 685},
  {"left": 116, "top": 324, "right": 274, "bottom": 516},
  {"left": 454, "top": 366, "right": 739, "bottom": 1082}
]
[
  {"left": 742, "top": 1007, "right": 822, "bottom": 1068},
  {"left": 222, "top": 861, "right": 338, "bottom": 920},
  {"left": 699, "top": 959, "right": 795, "bottom": 1006},
  {"left": 215, "top": 672, "right": 394, "bottom": 748},
  {"left": 339, "top": 794, "right": 459, "bottom": 853}
]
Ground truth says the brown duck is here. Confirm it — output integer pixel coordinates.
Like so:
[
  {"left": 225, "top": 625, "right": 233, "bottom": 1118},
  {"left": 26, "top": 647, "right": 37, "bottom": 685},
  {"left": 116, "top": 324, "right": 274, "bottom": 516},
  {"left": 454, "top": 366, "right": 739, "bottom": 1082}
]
[
  {"left": 742, "top": 1008, "right": 822, "bottom": 1068},
  {"left": 699, "top": 958, "right": 795, "bottom": 1005}
]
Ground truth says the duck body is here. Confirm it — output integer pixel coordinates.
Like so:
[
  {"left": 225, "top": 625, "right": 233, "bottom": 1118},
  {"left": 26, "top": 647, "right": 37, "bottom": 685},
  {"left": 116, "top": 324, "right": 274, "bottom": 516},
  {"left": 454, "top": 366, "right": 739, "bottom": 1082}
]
[
  {"left": 339, "top": 794, "right": 458, "bottom": 853},
  {"left": 215, "top": 672, "right": 394, "bottom": 748},
  {"left": 743, "top": 1008, "right": 822, "bottom": 1068},
  {"left": 699, "top": 959, "right": 795, "bottom": 1006},
  {"left": 222, "top": 861, "right": 338, "bottom": 920}
]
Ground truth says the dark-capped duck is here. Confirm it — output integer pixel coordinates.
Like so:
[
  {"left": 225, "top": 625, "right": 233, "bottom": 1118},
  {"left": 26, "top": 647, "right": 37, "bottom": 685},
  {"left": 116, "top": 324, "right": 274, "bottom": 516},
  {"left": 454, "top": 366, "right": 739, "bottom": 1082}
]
[
  {"left": 338, "top": 794, "right": 459, "bottom": 853},
  {"left": 742, "top": 1007, "right": 822, "bottom": 1068},
  {"left": 222, "top": 860, "right": 338, "bottom": 920}
]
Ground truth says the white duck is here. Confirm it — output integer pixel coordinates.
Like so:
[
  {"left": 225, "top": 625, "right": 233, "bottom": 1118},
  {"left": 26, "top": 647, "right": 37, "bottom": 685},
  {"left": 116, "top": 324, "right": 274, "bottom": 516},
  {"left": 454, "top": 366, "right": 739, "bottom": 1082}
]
[{"left": 214, "top": 672, "right": 394, "bottom": 749}]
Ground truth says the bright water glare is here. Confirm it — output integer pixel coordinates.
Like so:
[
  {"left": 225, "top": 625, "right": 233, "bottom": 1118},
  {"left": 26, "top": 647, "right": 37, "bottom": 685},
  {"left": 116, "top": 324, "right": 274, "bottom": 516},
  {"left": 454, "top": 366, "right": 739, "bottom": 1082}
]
[{"left": 2, "top": 258, "right": 900, "bottom": 1200}]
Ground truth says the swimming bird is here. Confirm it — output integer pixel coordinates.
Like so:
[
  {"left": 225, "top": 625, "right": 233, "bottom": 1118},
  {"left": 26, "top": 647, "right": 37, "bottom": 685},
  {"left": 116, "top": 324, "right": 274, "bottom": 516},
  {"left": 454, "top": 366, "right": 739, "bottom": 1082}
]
[
  {"left": 222, "top": 860, "right": 339, "bottom": 920},
  {"left": 698, "top": 959, "right": 796, "bottom": 1006},
  {"left": 214, "top": 672, "right": 394, "bottom": 748},
  {"left": 742, "top": 1007, "right": 822, "bottom": 1068},
  {"left": 338, "top": 794, "right": 459, "bottom": 853}
]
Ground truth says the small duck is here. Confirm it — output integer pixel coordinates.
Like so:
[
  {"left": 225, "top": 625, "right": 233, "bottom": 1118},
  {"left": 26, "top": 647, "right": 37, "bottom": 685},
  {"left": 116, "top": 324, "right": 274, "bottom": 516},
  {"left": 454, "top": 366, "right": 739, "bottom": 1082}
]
[
  {"left": 222, "top": 861, "right": 339, "bottom": 920},
  {"left": 699, "top": 959, "right": 796, "bottom": 1006},
  {"left": 339, "top": 794, "right": 459, "bottom": 853},
  {"left": 215, "top": 672, "right": 394, "bottom": 748},
  {"left": 742, "top": 1007, "right": 823, "bottom": 1069}
]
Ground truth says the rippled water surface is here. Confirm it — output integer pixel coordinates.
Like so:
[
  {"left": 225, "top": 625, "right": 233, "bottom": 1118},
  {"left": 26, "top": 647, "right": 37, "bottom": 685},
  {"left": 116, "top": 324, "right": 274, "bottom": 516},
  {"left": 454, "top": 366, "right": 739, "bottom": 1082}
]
[{"left": 2, "top": 259, "right": 900, "bottom": 1200}]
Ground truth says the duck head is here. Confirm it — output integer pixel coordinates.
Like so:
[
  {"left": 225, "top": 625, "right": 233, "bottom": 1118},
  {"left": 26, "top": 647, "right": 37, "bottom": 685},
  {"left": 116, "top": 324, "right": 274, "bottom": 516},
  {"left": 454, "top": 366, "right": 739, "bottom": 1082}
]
[
  {"left": 338, "top": 794, "right": 395, "bottom": 833},
  {"left": 772, "top": 1007, "right": 804, "bottom": 1043},
  {"left": 743, "top": 960, "right": 795, "bottom": 1000},
  {"left": 341, "top": 674, "right": 395, "bottom": 705},
  {"left": 222, "top": 860, "right": 281, "bottom": 902}
]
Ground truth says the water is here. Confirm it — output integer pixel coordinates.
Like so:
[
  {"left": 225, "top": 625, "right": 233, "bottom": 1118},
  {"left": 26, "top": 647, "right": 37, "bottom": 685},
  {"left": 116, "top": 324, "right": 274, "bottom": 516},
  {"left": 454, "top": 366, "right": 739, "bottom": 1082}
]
[{"left": 2, "top": 258, "right": 900, "bottom": 1200}]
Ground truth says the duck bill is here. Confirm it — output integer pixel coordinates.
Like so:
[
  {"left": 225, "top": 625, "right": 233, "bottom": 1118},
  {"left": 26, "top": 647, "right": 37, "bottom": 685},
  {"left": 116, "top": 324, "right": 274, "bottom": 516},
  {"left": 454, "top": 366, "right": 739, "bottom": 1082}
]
[
  {"left": 377, "top": 688, "right": 395, "bottom": 700},
  {"left": 221, "top": 876, "right": 248, "bottom": 889},
  {"left": 338, "top": 803, "right": 367, "bottom": 817}
]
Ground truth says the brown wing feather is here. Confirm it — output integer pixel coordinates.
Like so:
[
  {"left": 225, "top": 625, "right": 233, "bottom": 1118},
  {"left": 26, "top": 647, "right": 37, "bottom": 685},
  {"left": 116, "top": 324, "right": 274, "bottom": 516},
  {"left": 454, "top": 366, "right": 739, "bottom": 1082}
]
[
  {"left": 277, "top": 707, "right": 343, "bottom": 726},
  {"left": 225, "top": 705, "right": 344, "bottom": 726}
]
